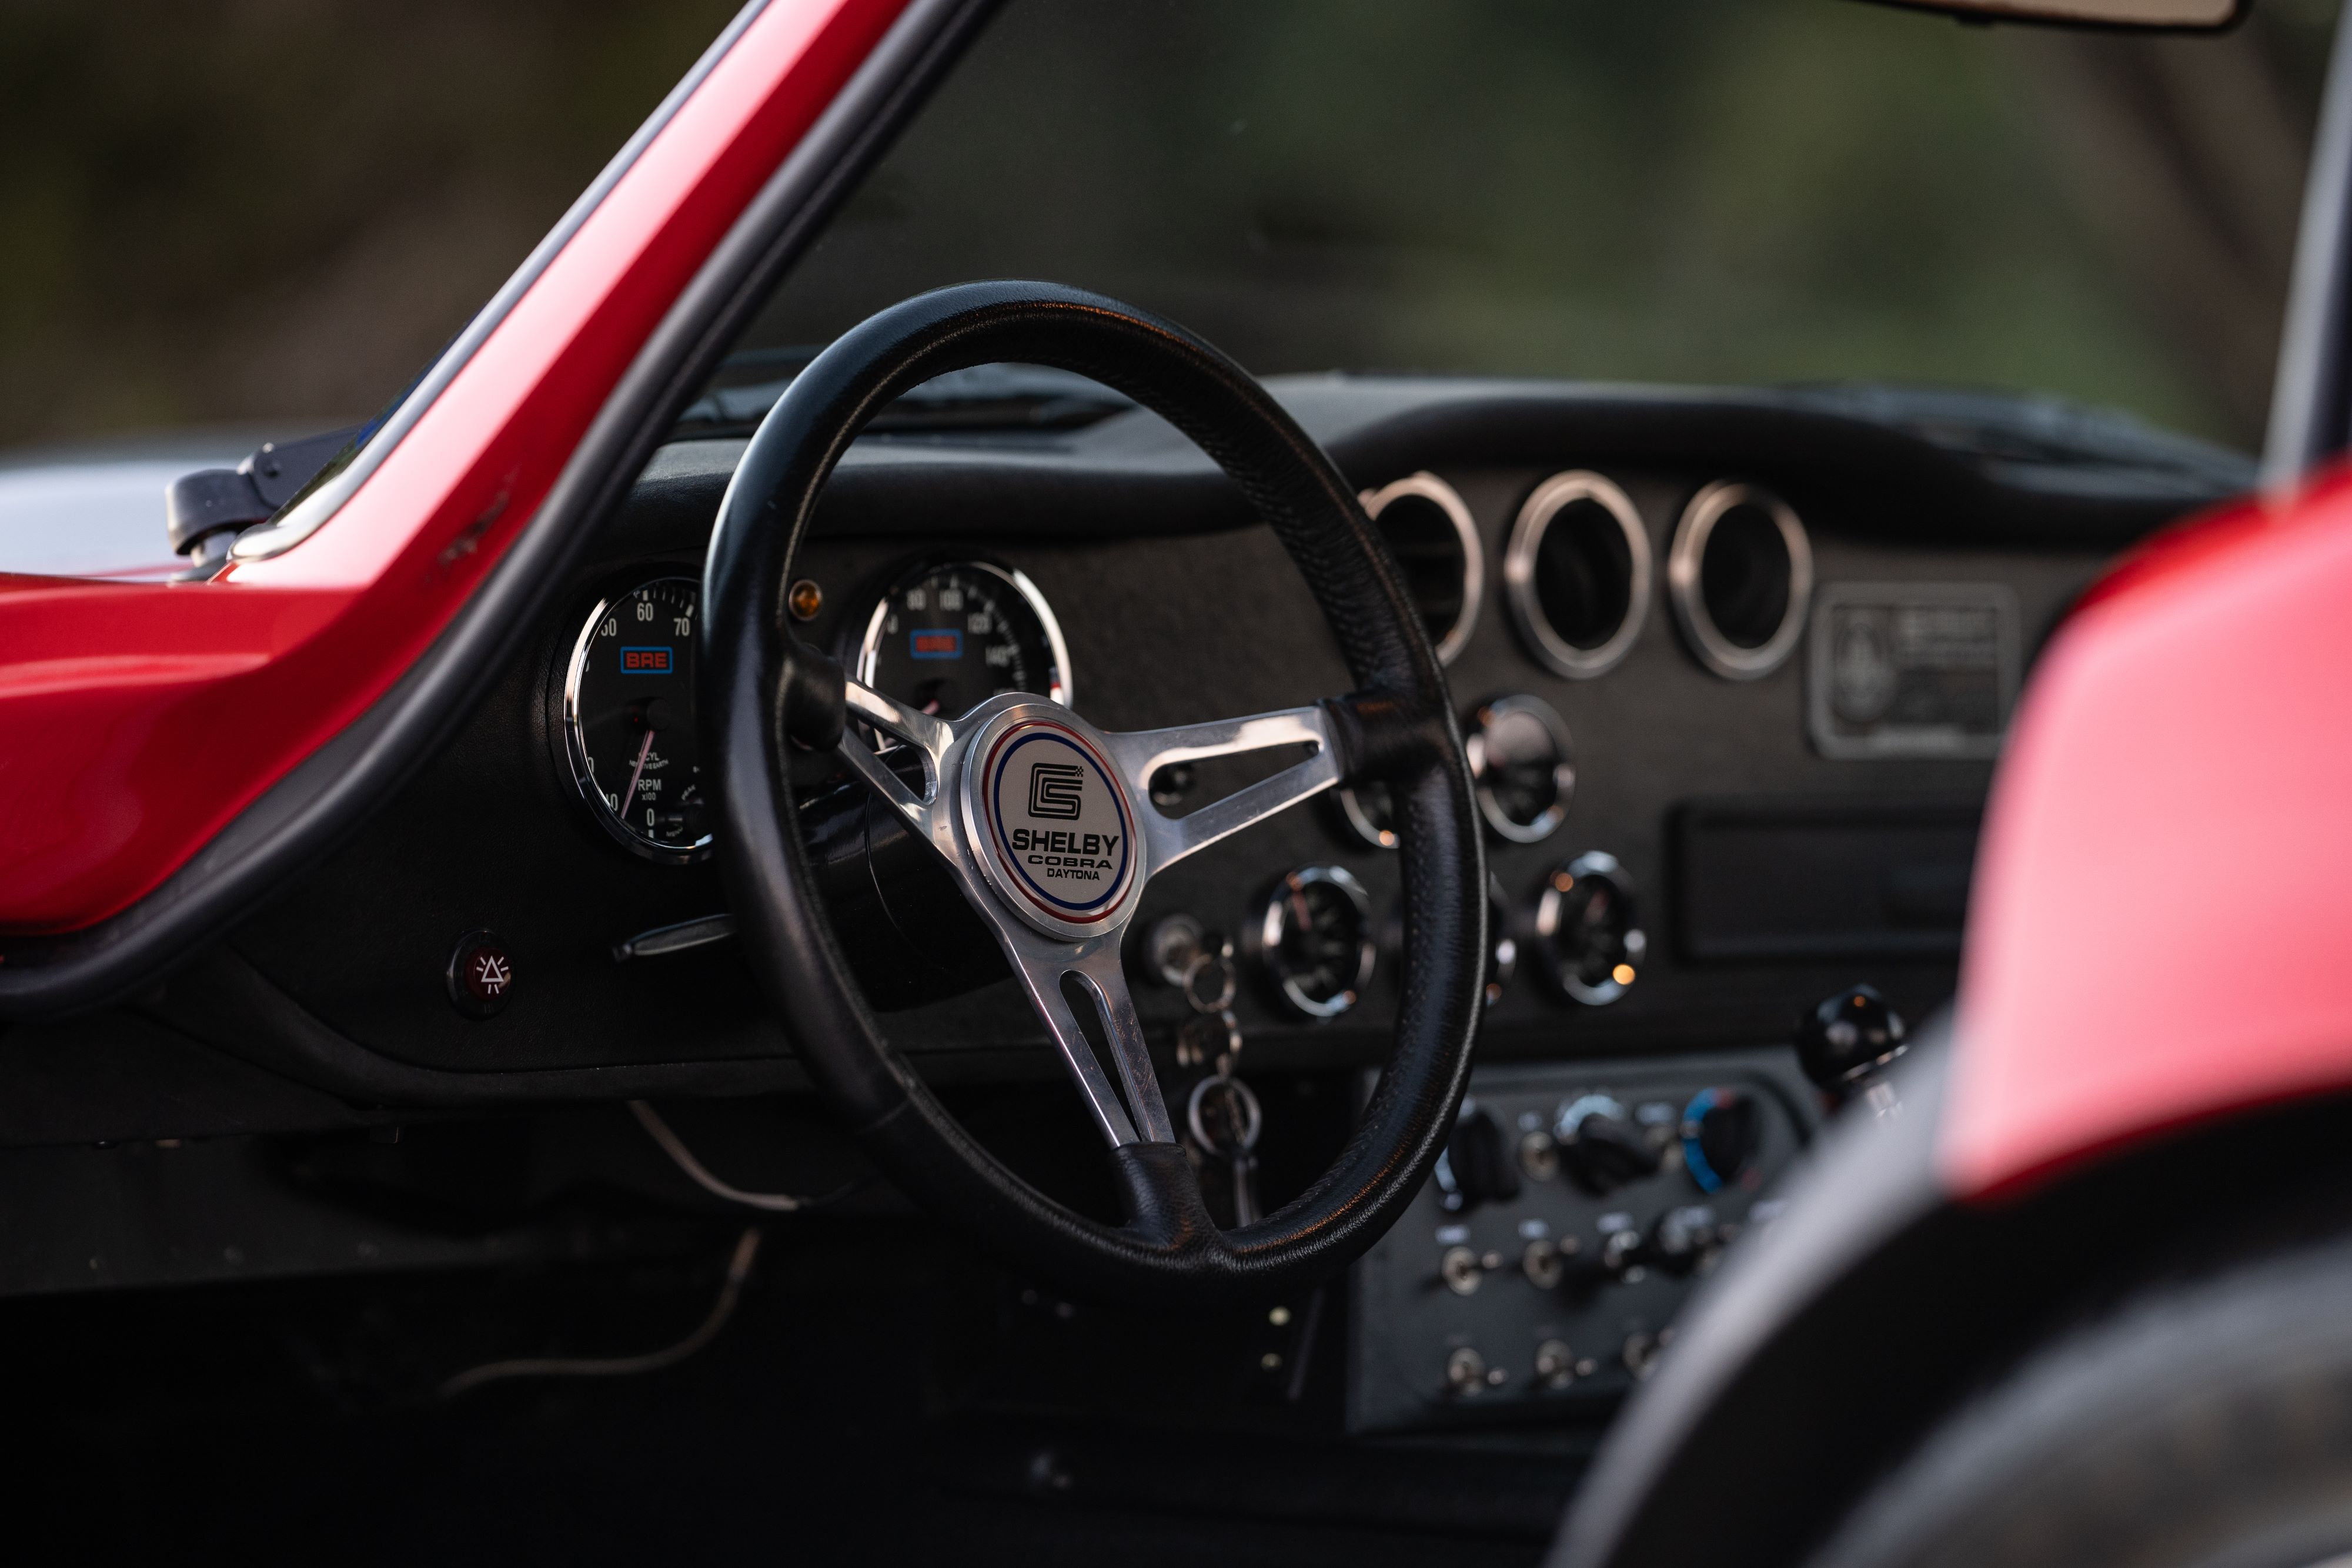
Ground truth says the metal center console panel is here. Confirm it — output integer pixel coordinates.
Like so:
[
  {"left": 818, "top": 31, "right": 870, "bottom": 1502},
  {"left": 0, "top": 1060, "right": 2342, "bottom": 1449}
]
[{"left": 1349, "top": 1050, "right": 1816, "bottom": 1433}]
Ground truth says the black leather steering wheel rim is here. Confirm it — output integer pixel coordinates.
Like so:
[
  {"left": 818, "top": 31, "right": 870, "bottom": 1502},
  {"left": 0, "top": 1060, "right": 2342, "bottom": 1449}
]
[{"left": 704, "top": 281, "right": 1485, "bottom": 1305}]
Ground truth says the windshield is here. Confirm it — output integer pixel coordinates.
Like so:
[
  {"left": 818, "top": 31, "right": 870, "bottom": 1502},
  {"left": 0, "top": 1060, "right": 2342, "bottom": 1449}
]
[{"left": 726, "top": 0, "right": 2336, "bottom": 453}]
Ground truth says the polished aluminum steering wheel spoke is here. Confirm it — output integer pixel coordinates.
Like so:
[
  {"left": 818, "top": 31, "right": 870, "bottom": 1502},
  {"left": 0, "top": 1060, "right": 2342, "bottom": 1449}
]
[
  {"left": 827, "top": 680, "right": 1337, "bottom": 1154},
  {"left": 1002, "top": 933, "right": 1174, "bottom": 1146},
  {"left": 1100, "top": 705, "right": 1341, "bottom": 877},
  {"left": 836, "top": 678, "right": 958, "bottom": 855}
]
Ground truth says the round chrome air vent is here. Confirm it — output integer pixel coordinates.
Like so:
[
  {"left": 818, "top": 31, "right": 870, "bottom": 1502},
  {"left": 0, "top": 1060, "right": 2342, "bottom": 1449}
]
[
  {"left": 1668, "top": 481, "right": 1812, "bottom": 680},
  {"left": 1361, "top": 473, "right": 1482, "bottom": 666},
  {"left": 1504, "top": 471, "right": 1652, "bottom": 680}
]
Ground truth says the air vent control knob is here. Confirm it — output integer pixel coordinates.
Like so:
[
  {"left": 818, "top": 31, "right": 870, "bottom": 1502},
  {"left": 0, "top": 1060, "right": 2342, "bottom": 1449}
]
[
  {"left": 1435, "top": 1102, "right": 1522, "bottom": 1213},
  {"left": 1554, "top": 1094, "right": 1661, "bottom": 1196},
  {"left": 1679, "top": 1086, "right": 1763, "bottom": 1193}
]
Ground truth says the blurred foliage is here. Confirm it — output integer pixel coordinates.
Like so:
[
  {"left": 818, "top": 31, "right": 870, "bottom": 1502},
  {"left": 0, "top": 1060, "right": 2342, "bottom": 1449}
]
[
  {"left": 0, "top": 0, "right": 2333, "bottom": 455},
  {"left": 0, "top": 0, "right": 737, "bottom": 449},
  {"left": 757, "top": 0, "right": 2340, "bottom": 450}
]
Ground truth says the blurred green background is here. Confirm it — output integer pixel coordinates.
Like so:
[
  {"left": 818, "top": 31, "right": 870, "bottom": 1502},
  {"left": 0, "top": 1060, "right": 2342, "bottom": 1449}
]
[
  {"left": 0, "top": 0, "right": 2336, "bottom": 456},
  {"left": 0, "top": 0, "right": 737, "bottom": 450}
]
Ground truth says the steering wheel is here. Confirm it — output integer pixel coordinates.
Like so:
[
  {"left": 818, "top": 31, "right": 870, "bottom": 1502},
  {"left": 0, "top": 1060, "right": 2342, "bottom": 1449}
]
[{"left": 704, "top": 282, "right": 1486, "bottom": 1304}]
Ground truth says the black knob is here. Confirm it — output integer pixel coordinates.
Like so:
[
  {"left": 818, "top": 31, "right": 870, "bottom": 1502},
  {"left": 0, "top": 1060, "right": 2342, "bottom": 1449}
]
[
  {"left": 1646, "top": 1204, "right": 1720, "bottom": 1276},
  {"left": 1435, "top": 1104, "right": 1522, "bottom": 1213},
  {"left": 1555, "top": 1095, "right": 1662, "bottom": 1196},
  {"left": 1796, "top": 984, "right": 1909, "bottom": 1094},
  {"left": 1679, "top": 1087, "right": 1762, "bottom": 1195}
]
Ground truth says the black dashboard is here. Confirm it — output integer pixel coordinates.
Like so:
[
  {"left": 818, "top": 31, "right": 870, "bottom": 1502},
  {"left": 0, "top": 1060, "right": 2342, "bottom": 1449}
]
[
  {"left": 135, "top": 375, "right": 2233, "bottom": 1105},
  {"left": 0, "top": 370, "right": 2246, "bottom": 1436}
]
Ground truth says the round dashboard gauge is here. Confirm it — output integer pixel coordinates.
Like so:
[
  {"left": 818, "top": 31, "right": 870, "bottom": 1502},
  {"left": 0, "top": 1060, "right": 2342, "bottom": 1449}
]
[
  {"left": 1484, "top": 875, "right": 1518, "bottom": 1008},
  {"left": 1333, "top": 780, "right": 1399, "bottom": 850},
  {"left": 1534, "top": 851, "right": 1646, "bottom": 1006},
  {"left": 854, "top": 559, "right": 1070, "bottom": 718},
  {"left": 1257, "top": 864, "right": 1377, "bottom": 1020},
  {"left": 561, "top": 576, "right": 711, "bottom": 863},
  {"left": 1468, "top": 694, "right": 1576, "bottom": 844}
]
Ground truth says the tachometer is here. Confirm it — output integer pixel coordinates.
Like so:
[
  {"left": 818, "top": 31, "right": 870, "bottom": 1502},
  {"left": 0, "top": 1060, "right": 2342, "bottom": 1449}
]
[
  {"left": 854, "top": 559, "right": 1070, "bottom": 717},
  {"left": 560, "top": 576, "right": 711, "bottom": 862}
]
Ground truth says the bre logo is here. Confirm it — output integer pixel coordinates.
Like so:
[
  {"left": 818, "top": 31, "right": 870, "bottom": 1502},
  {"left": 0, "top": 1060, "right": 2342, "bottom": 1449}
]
[
  {"left": 620, "top": 646, "right": 674, "bottom": 674},
  {"left": 910, "top": 629, "right": 963, "bottom": 660},
  {"left": 1027, "top": 761, "right": 1085, "bottom": 820}
]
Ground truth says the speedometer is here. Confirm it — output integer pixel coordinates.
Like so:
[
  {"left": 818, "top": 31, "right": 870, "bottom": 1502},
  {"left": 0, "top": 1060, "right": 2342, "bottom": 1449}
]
[
  {"left": 560, "top": 575, "right": 711, "bottom": 862},
  {"left": 854, "top": 559, "right": 1070, "bottom": 717}
]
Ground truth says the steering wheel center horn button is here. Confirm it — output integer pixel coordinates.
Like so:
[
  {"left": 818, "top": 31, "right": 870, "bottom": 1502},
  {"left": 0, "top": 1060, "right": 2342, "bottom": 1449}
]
[{"left": 967, "top": 709, "right": 1141, "bottom": 938}]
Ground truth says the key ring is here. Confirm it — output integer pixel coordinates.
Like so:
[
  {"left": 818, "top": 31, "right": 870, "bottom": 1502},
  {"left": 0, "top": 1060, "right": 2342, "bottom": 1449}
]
[
  {"left": 1186, "top": 1070, "right": 1263, "bottom": 1158},
  {"left": 1174, "top": 1007, "right": 1242, "bottom": 1071},
  {"left": 1181, "top": 948, "right": 1238, "bottom": 1013}
]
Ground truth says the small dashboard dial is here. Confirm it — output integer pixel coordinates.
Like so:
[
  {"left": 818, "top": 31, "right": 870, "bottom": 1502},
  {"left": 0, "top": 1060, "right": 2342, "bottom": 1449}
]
[
  {"left": 1679, "top": 1086, "right": 1762, "bottom": 1194},
  {"left": 854, "top": 559, "right": 1070, "bottom": 718},
  {"left": 1333, "top": 780, "right": 1400, "bottom": 850},
  {"left": 562, "top": 576, "right": 711, "bottom": 862},
  {"left": 1468, "top": 694, "right": 1576, "bottom": 844},
  {"left": 1257, "top": 865, "right": 1377, "bottom": 1019},
  {"left": 1484, "top": 877, "right": 1518, "bottom": 1008},
  {"left": 1534, "top": 851, "right": 1645, "bottom": 1005}
]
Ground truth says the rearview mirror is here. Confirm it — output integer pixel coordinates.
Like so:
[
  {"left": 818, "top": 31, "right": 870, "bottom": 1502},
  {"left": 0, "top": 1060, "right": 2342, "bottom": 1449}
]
[{"left": 1869, "top": 0, "right": 2244, "bottom": 28}]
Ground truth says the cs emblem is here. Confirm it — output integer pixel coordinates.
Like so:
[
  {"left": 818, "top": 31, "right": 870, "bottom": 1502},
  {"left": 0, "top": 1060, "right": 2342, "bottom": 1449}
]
[{"left": 981, "top": 722, "right": 1135, "bottom": 922}]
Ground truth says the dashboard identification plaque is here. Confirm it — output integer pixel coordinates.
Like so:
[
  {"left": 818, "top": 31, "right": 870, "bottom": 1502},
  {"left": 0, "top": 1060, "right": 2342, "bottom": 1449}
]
[{"left": 1807, "top": 583, "right": 2019, "bottom": 760}]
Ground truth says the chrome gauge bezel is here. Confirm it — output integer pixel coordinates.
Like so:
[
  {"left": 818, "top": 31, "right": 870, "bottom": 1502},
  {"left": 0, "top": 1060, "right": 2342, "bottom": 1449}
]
[
  {"left": 1535, "top": 850, "right": 1646, "bottom": 1006},
  {"left": 1667, "top": 480, "right": 1813, "bottom": 681},
  {"left": 1468, "top": 693, "right": 1576, "bottom": 844},
  {"left": 1334, "top": 783, "right": 1400, "bottom": 850},
  {"left": 1259, "top": 864, "right": 1377, "bottom": 1021},
  {"left": 560, "top": 573, "right": 713, "bottom": 865},
  {"left": 1484, "top": 874, "right": 1517, "bottom": 1008},
  {"left": 853, "top": 557, "right": 1072, "bottom": 714},
  {"left": 1359, "top": 471, "right": 1484, "bottom": 667},
  {"left": 1504, "top": 470, "right": 1653, "bottom": 680}
]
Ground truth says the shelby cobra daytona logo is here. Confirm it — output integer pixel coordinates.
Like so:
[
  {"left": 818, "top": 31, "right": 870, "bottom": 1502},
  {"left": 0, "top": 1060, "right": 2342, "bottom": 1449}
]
[
  {"left": 986, "top": 727, "right": 1132, "bottom": 914},
  {"left": 1004, "top": 823, "right": 1124, "bottom": 866}
]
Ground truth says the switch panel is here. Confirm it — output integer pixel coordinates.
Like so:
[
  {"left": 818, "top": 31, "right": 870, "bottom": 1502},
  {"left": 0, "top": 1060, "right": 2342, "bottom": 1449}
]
[{"left": 1347, "top": 1049, "right": 1815, "bottom": 1433}]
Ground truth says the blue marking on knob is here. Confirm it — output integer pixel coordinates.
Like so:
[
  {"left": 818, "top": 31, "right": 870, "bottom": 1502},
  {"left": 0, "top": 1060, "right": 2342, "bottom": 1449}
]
[{"left": 1681, "top": 1088, "right": 1725, "bottom": 1193}]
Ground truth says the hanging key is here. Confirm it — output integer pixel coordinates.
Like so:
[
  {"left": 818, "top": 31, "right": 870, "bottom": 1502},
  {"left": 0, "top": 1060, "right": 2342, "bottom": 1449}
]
[
  {"left": 1180, "top": 944, "right": 1237, "bottom": 1016},
  {"left": 1187, "top": 1068, "right": 1264, "bottom": 1226},
  {"left": 1174, "top": 1006, "right": 1241, "bottom": 1071}
]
